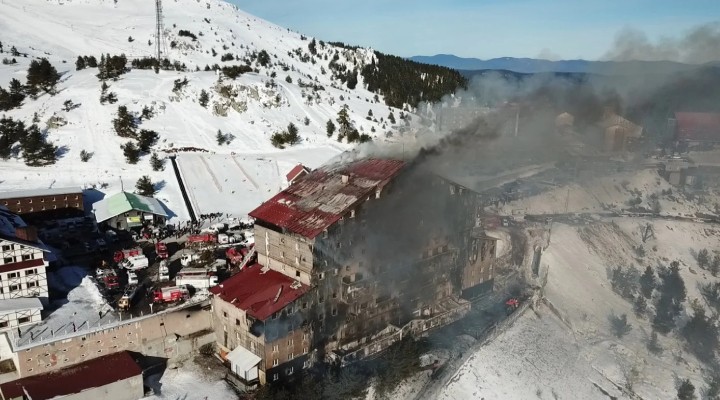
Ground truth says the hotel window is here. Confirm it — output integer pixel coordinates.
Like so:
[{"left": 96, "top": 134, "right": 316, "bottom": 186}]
[
  {"left": 287, "top": 338, "right": 293, "bottom": 346},
  {"left": 350, "top": 210, "right": 355, "bottom": 218},
  {"left": 28, "top": 199, "right": 32, "bottom": 204},
  {"left": 22, "top": 255, "right": 32, "bottom": 261},
  {"left": 3, "top": 257, "right": 12, "bottom": 264},
  {"left": 294, "top": 243, "right": 299, "bottom": 251},
  {"left": 40, "top": 198, "right": 45, "bottom": 203},
  {"left": 18, "top": 317, "right": 30, "bottom": 324},
  {"left": 294, "top": 257, "right": 299, "bottom": 265},
  {"left": 1, "top": 245, "right": 9, "bottom": 251},
  {"left": 287, "top": 366, "right": 294, "bottom": 375},
  {"left": 8, "top": 272, "right": 18, "bottom": 279},
  {"left": 295, "top": 270, "right": 300, "bottom": 278},
  {"left": 272, "top": 345, "right": 278, "bottom": 352},
  {"left": 318, "top": 272, "right": 324, "bottom": 280},
  {"left": 303, "top": 347, "right": 308, "bottom": 354},
  {"left": 272, "top": 359, "right": 279, "bottom": 367},
  {"left": 287, "top": 353, "right": 294, "bottom": 361},
  {"left": 303, "top": 360, "right": 311, "bottom": 369},
  {"left": 273, "top": 373, "right": 279, "bottom": 381},
  {"left": 27, "top": 282, "right": 38, "bottom": 288}
]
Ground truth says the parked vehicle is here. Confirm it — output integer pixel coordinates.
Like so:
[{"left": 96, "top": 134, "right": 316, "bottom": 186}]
[
  {"left": 113, "top": 247, "right": 143, "bottom": 263},
  {"left": 119, "top": 255, "right": 149, "bottom": 271},
  {"left": 186, "top": 233, "right": 216, "bottom": 246},
  {"left": 159, "top": 260, "right": 170, "bottom": 282},
  {"left": 217, "top": 233, "right": 237, "bottom": 245},
  {"left": 96, "top": 268, "right": 119, "bottom": 290},
  {"left": 175, "top": 268, "right": 218, "bottom": 289},
  {"left": 155, "top": 242, "right": 169, "bottom": 259},
  {"left": 104, "top": 230, "right": 118, "bottom": 243},
  {"left": 180, "top": 252, "right": 201, "bottom": 267},
  {"left": 153, "top": 285, "right": 190, "bottom": 304},
  {"left": 118, "top": 285, "right": 141, "bottom": 311},
  {"left": 127, "top": 271, "right": 139, "bottom": 286}
]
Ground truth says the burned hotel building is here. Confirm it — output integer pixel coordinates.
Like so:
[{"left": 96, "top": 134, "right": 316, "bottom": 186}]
[{"left": 212, "top": 158, "right": 497, "bottom": 384}]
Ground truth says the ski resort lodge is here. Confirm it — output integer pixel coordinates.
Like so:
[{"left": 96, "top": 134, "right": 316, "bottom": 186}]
[
  {"left": 92, "top": 191, "right": 168, "bottom": 231},
  {"left": 211, "top": 158, "right": 497, "bottom": 385},
  {"left": 0, "top": 187, "right": 83, "bottom": 217}
]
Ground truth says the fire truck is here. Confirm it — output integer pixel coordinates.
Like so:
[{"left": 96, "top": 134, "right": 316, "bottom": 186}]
[
  {"left": 113, "top": 247, "right": 143, "bottom": 263},
  {"left": 175, "top": 268, "right": 218, "bottom": 289},
  {"left": 153, "top": 285, "right": 190, "bottom": 304},
  {"left": 96, "top": 268, "right": 120, "bottom": 290},
  {"left": 186, "top": 233, "right": 216, "bottom": 247},
  {"left": 155, "top": 242, "right": 169, "bottom": 259}
]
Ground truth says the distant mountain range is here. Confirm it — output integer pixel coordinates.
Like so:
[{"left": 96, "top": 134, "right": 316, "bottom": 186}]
[{"left": 409, "top": 54, "right": 707, "bottom": 75}]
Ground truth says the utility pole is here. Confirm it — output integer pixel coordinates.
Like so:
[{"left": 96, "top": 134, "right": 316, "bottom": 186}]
[{"left": 155, "top": 0, "right": 164, "bottom": 73}]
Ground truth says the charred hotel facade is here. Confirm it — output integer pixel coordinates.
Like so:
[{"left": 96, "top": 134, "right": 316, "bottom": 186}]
[{"left": 211, "top": 158, "right": 497, "bottom": 385}]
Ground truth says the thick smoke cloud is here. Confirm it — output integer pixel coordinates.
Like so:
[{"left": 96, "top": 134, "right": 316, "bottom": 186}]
[{"left": 603, "top": 22, "right": 720, "bottom": 64}]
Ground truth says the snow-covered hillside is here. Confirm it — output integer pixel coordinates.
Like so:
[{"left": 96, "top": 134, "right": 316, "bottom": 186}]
[{"left": 0, "top": 0, "right": 414, "bottom": 219}]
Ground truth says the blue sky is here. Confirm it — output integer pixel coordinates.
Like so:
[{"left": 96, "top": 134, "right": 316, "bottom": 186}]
[{"left": 229, "top": 0, "right": 719, "bottom": 60}]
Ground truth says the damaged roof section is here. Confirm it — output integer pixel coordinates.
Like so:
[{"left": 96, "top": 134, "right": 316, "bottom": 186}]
[
  {"left": 210, "top": 264, "right": 309, "bottom": 321},
  {"left": 250, "top": 158, "right": 405, "bottom": 238}
]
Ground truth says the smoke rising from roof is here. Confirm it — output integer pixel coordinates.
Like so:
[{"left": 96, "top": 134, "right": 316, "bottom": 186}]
[{"left": 603, "top": 22, "right": 720, "bottom": 64}]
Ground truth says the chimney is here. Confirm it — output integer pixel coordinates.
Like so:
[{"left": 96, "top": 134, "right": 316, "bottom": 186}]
[
  {"left": 341, "top": 174, "right": 349, "bottom": 184},
  {"left": 15, "top": 226, "right": 38, "bottom": 242}
]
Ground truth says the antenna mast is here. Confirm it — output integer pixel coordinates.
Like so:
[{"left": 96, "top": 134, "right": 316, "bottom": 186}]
[{"left": 155, "top": 0, "right": 164, "bottom": 71}]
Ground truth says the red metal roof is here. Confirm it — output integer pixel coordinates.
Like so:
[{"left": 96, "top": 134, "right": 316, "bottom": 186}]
[
  {"left": 286, "top": 164, "right": 310, "bottom": 183},
  {"left": 210, "top": 263, "right": 309, "bottom": 321},
  {"left": 250, "top": 158, "right": 405, "bottom": 238},
  {"left": 0, "top": 258, "right": 44, "bottom": 274},
  {"left": 0, "top": 351, "right": 142, "bottom": 400},
  {"left": 675, "top": 112, "right": 720, "bottom": 142}
]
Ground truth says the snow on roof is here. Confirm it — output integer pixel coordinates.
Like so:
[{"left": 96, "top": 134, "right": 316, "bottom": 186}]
[
  {"left": 249, "top": 158, "right": 405, "bottom": 238},
  {"left": 675, "top": 112, "right": 720, "bottom": 142},
  {"left": 0, "top": 187, "right": 82, "bottom": 200},
  {"left": 0, "top": 298, "right": 43, "bottom": 314},
  {"left": 285, "top": 164, "right": 310, "bottom": 183},
  {"left": 0, "top": 351, "right": 142, "bottom": 400},
  {"left": 210, "top": 264, "right": 309, "bottom": 321},
  {"left": 92, "top": 191, "right": 168, "bottom": 223},
  {"left": 226, "top": 345, "right": 262, "bottom": 372}
]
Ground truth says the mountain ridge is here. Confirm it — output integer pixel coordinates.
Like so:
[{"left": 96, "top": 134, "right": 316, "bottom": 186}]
[{"left": 409, "top": 54, "right": 703, "bottom": 75}]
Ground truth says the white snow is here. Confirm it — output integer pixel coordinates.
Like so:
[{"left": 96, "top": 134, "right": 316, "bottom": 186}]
[
  {"left": 18, "top": 267, "right": 116, "bottom": 346},
  {"left": 0, "top": 0, "right": 415, "bottom": 223},
  {"left": 142, "top": 367, "right": 237, "bottom": 400},
  {"left": 177, "top": 145, "right": 341, "bottom": 218}
]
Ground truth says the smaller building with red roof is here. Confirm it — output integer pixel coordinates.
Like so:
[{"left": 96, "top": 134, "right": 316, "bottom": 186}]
[
  {"left": 285, "top": 164, "right": 310, "bottom": 185},
  {"left": 0, "top": 351, "right": 143, "bottom": 400},
  {"left": 210, "top": 263, "right": 311, "bottom": 385}
]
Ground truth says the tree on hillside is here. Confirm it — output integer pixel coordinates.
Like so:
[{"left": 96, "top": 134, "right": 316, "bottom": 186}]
[
  {"left": 113, "top": 106, "right": 137, "bottom": 138},
  {"left": 121, "top": 141, "right": 140, "bottom": 164},
  {"left": 137, "top": 129, "right": 158, "bottom": 153},
  {"left": 20, "top": 124, "right": 58, "bottom": 166},
  {"left": 198, "top": 89, "right": 209, "bottom": 108},
  {"left": 0, "top": 78, "right": 25, "bottom": 111},
  {"left": 677, "top": 379, "right": 697, "bottom": 400},
  {"left": 697, "top": 249, "right": 710, "bottom": 270},
  {"left": 336, "top": 104, "right": 352, "bottom": 140},
  {"left": 681, "top": 299, "right": 718, "bottom": 362},
  {"left": 135, "top": 175, "right": 156, "bottom": 197},
  {"left": 286, "top": 123, "right": 300, "bottom": 145},
  {"left": 639, "top": 266, "right": 656, "bottom": 299},
  {"left": 26, "top": 58, "right": 60, "bottom": 95},
  {"left": 308, "top": 38, "right": 317, "bottom": 56},
  {"left": 609, "top": 313, "right": 633, "bottom": 338},
  {"left": 652, "top": 262, "right": 686, "bottom": 333},
  {"left": 79, "top": 149, "right": 92, "bottom": 162},
  {"left": 150, "top": 153, "right": 164, "bottom": 171},
  {"left": 76, "top": 56, "right": 86, "bottom": 71},
  {"left": 97, "top": 53, "right": 128, "bottom": 80},
  {"left": 711, "top": 254, "right": 720, "bottom": 277},
  {"left": 346, "top": 69, "right": 358, "bottom": 90},
  {"left": 0, "top": 117, "right": 25, "bottom": 159},
  {"left": 326, "top": 119, "right": 336, "bottom": 137}
]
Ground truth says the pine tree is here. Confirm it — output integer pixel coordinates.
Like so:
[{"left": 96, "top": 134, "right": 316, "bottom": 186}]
[
  {"left": 79, "top": 149, "right": 92, "bottom": 162},
  {"left": 20, "top": 124, "right": 57, "bottom": 166},
  {"left": 677, "top": 379, "right": 697, "bottom": 400},
  {"left": 681, "top": 299, "right": 718, "bottom": 362},
  {"left": 308, "top": 38, "right": 317, "bottom": 55},
  {"left": 121, "top": 141, "right": 140, "bottom": 164},
  {"left": 113, "top": 106, "right": 137, "bottom": 138},
  {"left": 286, "top": 123, "right": 300, "bottom": 145},
  {"left": 697, "top": 249, "right": 709, "bottom": 270},
  {"left": 86, "top": 56, "right": 98, "bottom": 68},
  {"left": 135, "top": 175, "right": 156, "bottom": 196},
  {"left": 647, "top": 331, "right": 662, "bottom": 354},
  {"left": 326, "top": 119, "right": 336, "bottom": 137},
  {"left": 199, "top": 89, "right": 209, "bottom": 108},
  {"left": 150, "top": 153, "right": 164, "bottom": 171},
  {"left": 639, "top": 266, "right": 656, "bottom": 299},
  {"left": 346, "top": 69, "right": 358, "bottom": 90},
  {"left": 336, "top": 104, "right": 352, "bottom": 136},
  {"left": 26, "top": 58, "right": 60, "bottom": 95},
  {"left": 388, "top": 111, "right": 396, "bottom": 124},
  {"left": 634, "top": 295, "right": 647, "bottom": 316},
  {"left": 216, "top": 130, "right": 225, "bottom": 145},
  {"left": 137, "top": 129, "right": 158, "bottom": 152},
  {"left": 76, "top": 56, "right": 86, "bottom": 71},
  {"left": 711, "top": 254, "right": 720, "bottom": 277}
]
